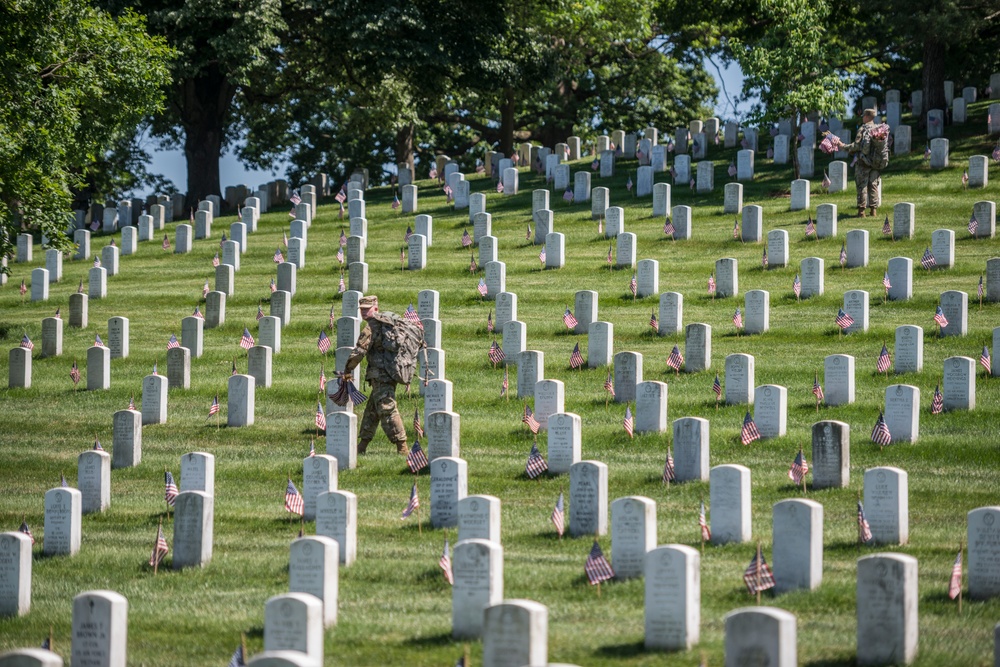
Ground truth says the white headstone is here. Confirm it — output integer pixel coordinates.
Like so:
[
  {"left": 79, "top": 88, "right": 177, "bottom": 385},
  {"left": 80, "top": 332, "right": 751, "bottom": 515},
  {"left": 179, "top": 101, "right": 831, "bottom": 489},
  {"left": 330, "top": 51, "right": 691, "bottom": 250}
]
[
  {"left": 967, "top": 506, "right": 1000, "bottom": 600},
  {"left": 856, "top": 553, "right": 918, "bottom": 665},
  {"left": 884, "top": 384, "right": 919, "bottom": 443},
  {"left": 724, "top": 607, "right": 797, "bottom": 667},
  {"left": 942, "top": 356, "right": 975, "bottom": 411},
  {"left": 684, "top": 323, "right": 711, "bottom": 373},
  {"left": 430, "top": 457, "right": 467, "bottom": 529},
  {"left": 316, "top": 490, "right": 357, "bottom": 566},
  {"left": 569, "top": 461, "right": 608, "bottom": 537},
  {"left": 546, "top": 413, "right": 581, "bottom": 475},
  {"left": 77, "top": 450, "right": 110, "bottom": 514},
  {"left": 457, "top": 495, "right": 501, "bottom": 544},
  {"left": 773, "top": 498, "right": 823, "bottom": 593},
  {"left": 289, "top": 536, "right": 338, "bottom": 628},
  {"left": 263, "top": 593, "right": 323, "bottom": 665},
  {"left": 0, "top": 532, "right": 32, "bottom": 617},
  {"left": 482, "top": 600, "right": 547, "bottom": 667},
  {"left": 811, "top": 420, "right": 850, "bottom": 489},
  {"left": 710, "top": 464, "right": 751, "bottom": 544},
  {"left": 71, "top": 590, "right": 128, "bottom": 667},
  {"left": 644, "top": 544, "right": 699, "bottom": 650},
  {"left": 173, "top": 491, "right": 213, "bottom": 568},
  {"left": 228, "top": 374, "right": 254, "bottom": 427},
  {"left": 864, "top": 466, "right": 909, "bottom": 545},
  {"left": 753, "top": 384, "right": 787, "bottom": 439}
]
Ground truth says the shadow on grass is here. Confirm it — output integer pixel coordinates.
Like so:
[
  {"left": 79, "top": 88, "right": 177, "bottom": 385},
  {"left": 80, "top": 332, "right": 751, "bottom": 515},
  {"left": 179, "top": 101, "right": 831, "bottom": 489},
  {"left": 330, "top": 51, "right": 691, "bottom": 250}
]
[
  {"left": 403, "top": 630, "right": 455, "bottom": 647},
  {"left": 805, "top": 657, "right": 855, "bottom": 667},
  {"left": 595, "top": 640, "right": 647, "bottom": 658}
]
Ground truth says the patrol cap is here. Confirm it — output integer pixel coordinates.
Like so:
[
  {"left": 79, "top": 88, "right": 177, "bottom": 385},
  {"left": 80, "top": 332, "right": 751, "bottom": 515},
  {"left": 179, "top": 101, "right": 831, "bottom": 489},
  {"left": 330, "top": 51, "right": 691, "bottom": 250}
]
[
  {"left": 359, "top": 295, "right": 378, "bottom": 311},
  {"left": 862, "top": 108, "right": 877, "bottom": 118}
]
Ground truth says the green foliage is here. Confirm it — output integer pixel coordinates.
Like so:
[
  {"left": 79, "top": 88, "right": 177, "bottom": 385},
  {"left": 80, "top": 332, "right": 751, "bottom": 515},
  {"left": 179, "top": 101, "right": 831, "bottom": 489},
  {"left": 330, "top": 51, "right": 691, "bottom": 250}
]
[{"left": 0, "top": 0, "right": 171, "bottom": 263}]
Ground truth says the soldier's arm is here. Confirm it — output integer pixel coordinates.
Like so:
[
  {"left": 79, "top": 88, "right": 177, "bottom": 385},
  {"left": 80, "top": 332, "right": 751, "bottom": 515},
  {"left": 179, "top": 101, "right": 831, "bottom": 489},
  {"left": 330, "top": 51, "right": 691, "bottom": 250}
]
[
  {"left": 344, "top": 326, "right": 371, "bottom": 374},
  {"left": 841, "top": 128, "right": 865, "bottom": 154}
]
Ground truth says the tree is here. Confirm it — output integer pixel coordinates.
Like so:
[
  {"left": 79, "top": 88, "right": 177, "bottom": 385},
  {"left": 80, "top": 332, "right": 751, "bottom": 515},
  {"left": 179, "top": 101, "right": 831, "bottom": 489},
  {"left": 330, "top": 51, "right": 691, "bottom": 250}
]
[{"left": 0, "top": 0, "right": 170, "bottom": 263}]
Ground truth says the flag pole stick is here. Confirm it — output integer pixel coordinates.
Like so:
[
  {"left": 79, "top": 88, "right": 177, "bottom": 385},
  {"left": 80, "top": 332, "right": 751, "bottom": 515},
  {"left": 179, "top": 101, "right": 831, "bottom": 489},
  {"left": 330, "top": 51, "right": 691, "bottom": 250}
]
[
  {"left": 700, "top": 495, "right": 705, "bottom": 555},
  {"left": 48, "top": 626, "right": 53, "bottom": 653},
  {"left": 857, "top": 490, "right": 863, "bottom": 552},
  {"left": 801, "top": 449, "right": 807, "bottom": 494},
  {"left": 756, "top": 541, "right": 762, "bottom": 606},
  {"left": 241, "top": 633, "right": 247, "bottom": 666},
  {"left": 958, "top": 540, "right": 963, "bottom": 615},
  {"left": 417, "top": 493, "right": 422, "bottom": 535},
  {"left": 153, "top": 516, "right": 162, "bottom": 575}
]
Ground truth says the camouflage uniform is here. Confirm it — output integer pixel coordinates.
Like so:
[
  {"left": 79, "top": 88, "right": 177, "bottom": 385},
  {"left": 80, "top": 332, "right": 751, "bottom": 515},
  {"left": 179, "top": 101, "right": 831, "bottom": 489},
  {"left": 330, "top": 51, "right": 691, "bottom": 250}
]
[
  {"left": 344, "top": 312, "right": 408, "bottom": 454},
  {"left": 843, "top": 120, "right": 881, "bottom": 211}
]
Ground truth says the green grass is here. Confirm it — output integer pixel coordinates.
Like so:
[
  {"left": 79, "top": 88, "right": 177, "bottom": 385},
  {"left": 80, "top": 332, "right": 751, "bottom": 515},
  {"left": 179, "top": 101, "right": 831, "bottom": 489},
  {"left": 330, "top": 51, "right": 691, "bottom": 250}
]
[{"left": 2, "top": 104, "right": 1000, "bottom": 666}]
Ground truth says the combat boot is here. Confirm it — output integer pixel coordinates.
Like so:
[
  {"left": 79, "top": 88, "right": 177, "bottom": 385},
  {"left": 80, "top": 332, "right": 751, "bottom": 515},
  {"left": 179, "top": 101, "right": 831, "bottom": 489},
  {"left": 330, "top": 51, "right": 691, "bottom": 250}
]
[
  {"left": 857, "top": 207, "right": 867, "bottom": 218},
  {"left": 357, "top": 440, "right": 370, "bottom": 455},
  {"left": 869, "top": 207, "right": 878, "bottom": 218},
  {"left": 396, "top": 440, "right": 408, "bottom": 455}
]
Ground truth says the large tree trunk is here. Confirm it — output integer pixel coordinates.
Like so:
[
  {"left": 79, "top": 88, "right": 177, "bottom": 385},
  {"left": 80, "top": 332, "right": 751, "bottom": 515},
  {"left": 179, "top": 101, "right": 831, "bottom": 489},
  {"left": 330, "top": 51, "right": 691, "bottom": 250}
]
[
  {"left": 499, "top": 87, "right": 515, "bottom": 158},
  {"left": 395, "top": 123, "right": 415, "bottom": 173},
  {"left": 922, "top": 36, "right": 946, "bottom": 126},
  {"left": 180, "top": 66, "right": 235, "bottom": 207}
]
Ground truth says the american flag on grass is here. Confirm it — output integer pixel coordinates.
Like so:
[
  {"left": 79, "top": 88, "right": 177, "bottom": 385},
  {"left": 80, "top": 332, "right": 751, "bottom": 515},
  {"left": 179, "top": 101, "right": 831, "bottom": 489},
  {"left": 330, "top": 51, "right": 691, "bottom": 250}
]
[
  {"left": 606, "top": 243, "right": 613, "bottom": 265},
  {"left": 413, "top": 407, "right": 424, "bottom": 438},
  {"left": 19, "top": 334, "right": 33, "bottom": 351},
  {"left": 19, "top": 520, "right": 34, "bottom": 544},
  {"left": 167, "top": 334, "right": 180, "bottom": 350},
  {"left": 980, "top": 346, "right": 992, "bottom": 374},
  {"left": 401, "top": 483, "right": 419, "bottom": 519},
  {"left": 193, "top": 306, "right": 204, "bottom": 320},
  {"left": 488, "top": 340, "right": 505, "bottom": 365},
  {"left": 203, "top": 281, "right": 210, "bottom": 298},
  {"left": 392, "top": 193, "right": 400, "bottom": 210},
  {"left": 662, "top": 447, "right": 675, "bottom": 483},
  {"left": 317, "top": 331, "right": 331, "bottom": 354},
  {"left": 649, "top": 310, "right": 658, "bottom": 330},
  {"left": 761, "top": 247, "right": 768, "bottom": 269},
  {"left": 563, "top": 307, "right": 578, "bottom": 329},
  {"left": 733, "top": 218, "right": 740, "bottom": 240},
  {"left": 212, "top": 252, "right": 220, "bottom": 267},
  {"left": 882, "top": 215, "right": 891, "bottom": 235},
  {"left": 162, "top": 235, "right": 170, "bottom": 250},
  {"left": 563, "top": 187, "right": 574, "bottom": 203},
  {"left": 70, "top": 360, "right": 81, "bottom": 385},
  {"left": 551, "top": 492, "right": 565, "bottom": 536},
  {"left": 604, "top": 371, "right": 615, "bottom": 398},
  {"left": 788, "top": 450, "right": 809, "bottom": 484},
  {"left": 920, "top": 247, "right": 936, "bottom": 270},
  {"left": 732, "top": 307, "right": 743, "bottom": 329},
  {"left": 805, "top": 216, "right": 815, "bottom": 236},
  {"left": 840, "top": 242, "right": 847, "bottom": 267},
  {"left": 740, "top": 411, "right": 760, "bottom": 445},
  {"left": 857, "top": 500, "right": 873, "bottom": 543},
  {"left": 439, "top": 538, "right": 453, "bottom": 585},
  {"left": 538, "top": 247, "right": 546, "bottom": 267},
  {"left": 273, "top": 248, "right": 284, "bottom": 264},
  {"left": 165, "top": 471, "right": 179, "bottom": 506},
  {"left": 149, "top": 523, "right": 169, "bottom": 567},
  {"left": 283, "top": 231, "right": 289, "bottom": 247},
  {"left": 19, "top": 279, "right": 26, "bottom": 296},
  {"left": 570, "top": 343, "right": 584, "bottom": 369},
  {"left": 666, "top": 345, "right": 684, "bottom": 371},
  {"left": 461, "top": 229, "right": 472, "bottom": 248},
  {"left": 526, "top": 441, "right": 548, "bottom": 479},
  {"left": 270, "top": 279, "right": 277, "bottom": 294},
  {"left": 876, "top": 344, "right": 891, "bottom": 373},
  {"left": 338, "top": 274, "right": 346, "bottom": 293},
  {"left": 290, "top": 190, "right": 303, "bottom": 206},
  {"left": 836, "top": 308, "right": 854, "bottom": 330},
  {"left": 336, "top": 246, "right": 344, "bottom": 264},
  {"left": 699, "top": 501, "right": 711, "bottom": 541},
  {"left": 315, "top": 402, "right": 326, "bottom": 430},
  {"left": 713, "top": 373, "right": 722, "bottom": 399},
  {"left": 585, "top": 540, "right": 614, "bottom": 585},
  {"left": 496, "top": 180, "right": 504, "bottom": 193},
  {"left": 255, "top": 304, "right": 264, "bottom": 322},
  {"left": 623, "top": 405, "right": 634, "bottom": 438},
  {"left": 469, "top": 255, "right": 478, "bottom": 273},
  {"left": 239, "top": 327, "right": 254, "bottom": 350},
  {"left": 871, "top": 411, "right": 892, "bottom": 446},
  {"left": 208, "top": 395, "right": 220, "bottom": 417},
  {"left": 523, "top": 405, "right": 540, "bottom": 434},
  {"left": 812, "top": 373, "right": 825, "bottom": 402},
  {"left": 407, "top": 438, "right": 429, "bottom": 473},
  {"left": 93, "top": 255, "right": 101, "bottom": 268},
  {"left": 979, "top": 275, "right": 985, "bottom": 300},
  {"left": 339, "top": 229, "right": 347, "bottom": 247},
  {"left": 486, "top": 311, "right": 494, "bottom": 333},
  {"left": 931, "top": 384, "right": 944, "bottom": 414},
  {"left": 743, "top": 550, "right": 776, "bottom": 594},
  {"left": 285, "top": 479, "right": 304, "bottom": 516},
  {"left": 793, "top": 274, "right": 801, "bottom": 298},
  {"left": 93, "top": 438, "right": 104, "bottom": 451},
  {"left": 477, "top": 278, "right": 488, "bottom": 297},
  {"left": 933, "top": 306, "right": 949, "bottom": 328},
  {"left": 500, "top": 366, "right": 509, "bottom": 397},
  {"left": 663, "top": 216, "right": 675, "bottom": 237},
  {"left": 969, "top": 212, "right": 980, "bottom": 236},
  {"left": 708, "top": 274, "right": 716, "bottom": 295},
  {"left": 948, "top": 549, "right": 963, "bottom": 599},
  {"left": 127, "top": 394, "right": 136, "bottom": 411},
  {"left": 629, "top": 274, "right": 637, "bottom": 296}
]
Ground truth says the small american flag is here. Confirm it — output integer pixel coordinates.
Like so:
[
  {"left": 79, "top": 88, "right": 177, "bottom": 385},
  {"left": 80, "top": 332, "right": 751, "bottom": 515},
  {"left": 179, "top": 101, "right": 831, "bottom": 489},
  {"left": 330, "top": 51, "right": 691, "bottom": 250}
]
[
  {"left": 793, "top": 274, "right": 801, "bottom": 298},
  {"left": 604, "top": 371, "right": 615, "bottom": 397},
  {"left": 439, "top": 538, "right": 453, "bottom": 585},
  {"left": 743, "top": 551, "right": 776, "bottom": 594},
  {"left": 812, "top": 373, "right": 825, "bottom": 402},
  {"left": 662, "top": 447, "right": 675, "bottom": 483},
  {"left": 740, "top": 411, "right": 760, "bottom": 445},
  {"left": 805, "top": 216, "right": 815, "bottom": 236},
  {"left": 19, "top": 279, "right": 26, "bottom": 296},
  {"left": 920, "top": 247, "right": 936, "bottom": 269},
  {"left": 469, "top": 255, "right": 478, "bottom": 273},
  {"left": 592, "top": 157, "right": 600, "bottom": 170},
  {"left": 563, "top": 307, "right": 578, "bottom": 329},
  {"left": 666, "top": 345, "right": 684, "bottom": 372},
  {"left": 315, "top": 402, "right": 326, "bottom": 431},
  {"left": 461, "top": 229, "right": 472, "bottom": 247},
  {"left": 392, "top": 193, "right": 400, "bottom": 210},
  {"left": 77, "top": 279, "right": 83, "bottom": 294},
  {"left": 551, "top": 492, "right": 565, "bottom": 537},
  {"left": 486, "top": 310, "right": 494, "bottom": 333},
  {"left": 19, "top": 520, "right": 34, "bottom": 544},
  {"left": 628, "top": 274, "right": 637, "bottom": 296},
  {"left": 626, "top": 175, "right": 633, "bottom": 191},
  {"left": 70, "top": 360, "right": 81, "bottom": 385},
  {"left": 308, "top": 439, "right": 315, "bottom": 457},
  {"left": 857, "top": 500, "right": 873, "bottom": 543},
  {"left": 167, "top": 334, "right": 180, "bottom": 350},
  {"left": 401, "top": 483, "right": 419, "bottom": 519},
  {"left": 606, "top": 243, "right": 613, "bottom": 264},
  {"left": 338, "top": 274, "right": 346, "bottom": 293},
  {"left": 689, "top": 178, "right": 695, "bottom": 190},
  {"left": 876, "top": 343, "right": 891, "bottom": 373},
  {"left": 93, "top": 255, "right": 101, "bottom": 268},
  {"left": 728, "top": 161, "right": 737, "bottom": 177},
  {"left": 208, "top": 395, "right": 220, "bottom": 417},
  {"left": 501, "top": 366, "right": 509, "bottom": 397},
  {"left": 931, "top": 384, "right": 944, "bottom": 414},
  {"left": 882, "top": 215, "right": 891, "bottom": 236},
  {"left": 762, "top": 247, "right": 768, "bottom": 269},
  {"left": 836, "top": 308, "right": 855, "bottom": 330},
  {"left": 699, "top": 501, "right": 711, "bottom": 541},
  {"left": 337, "top": 246, "right": 344, "bottom": 264},
  {"left": 663, "top": 216, "right": 675, "bottom": 237},
  {"left": 488, "top": 340, "right": 505, "bottom": 365},
  {"left": 203, "top": 281, "right": 210, "bottom": 298},
  {"left": 477, "top": 278, "right": 488, "bottom": 297},
  {"left": 871, "top": 411, "right": 892, "bottom": 446},
  {"left": 149, "top": 523, "right": 169, "bottom": 567},
  {"left": 979, "top": 275, "right": 985, "bottom": 300},
  {"left": 127, "top": 394, "right": 136, "bottom": 411},
  {"left": 948, "top": 549, "right": 963, "bottom": 599},
  {"left": 526, "top": 441, "right": 548, "bottom": 479},
  {"left": 231, "top": 360, "right": 237, "bottom": 376},
  {"left": 93, "top": 438, "right": 104, "bottom": 451},
  {"left": 162, "top": 235, "right": 170, "bottom": 250},
  {"left": 291, "top": 190, "right": 303, "bottom": 206},
  {"left": 220, "top": 232, "right": 227, "bottom": 247},
  {"left": 239, "top": 327, "right": 255, "bottom": 350},
  {"left": 585, "top": 540, "right": 615, "bottom": 585},
  {"left": 840, "top": 242, "right": 847, "bottom": 267},
  {"left": 496, "top": 180, "right": 504, "bottom": 193},
  {"left": 193, "top": 306, "right": 204, "bottom": 320},
  {"left": 270, "top": 279, "right": 277, "bottom": 293},
  {"left": 285, "top": 479, "right": 304, "bottom": 516},
  {"left": 980, "top": 346, "right": 992, "bottom": 374},
  {"left": 523, "top": 405, "right": 540, "bottom": 434},
  {"left": 649, "top": 311, "right": 658, "bottom": 330},
  {"left": 256, "top": 305, "right": 264, "bottom": 322},
  {"left": 733, "top": 218, "right": 740, "bottom": 240},
  {"left": 623, "top": 405, "right": 634, "bottom": 438},
  {"left": 318, "top": 331, "right": 331, "bottom": 354},
  {"left": 407, "top": 438, "right": 429, "bottom": 473},
  {"left": 882, "top": 271, "right": 891, "bottom": 292},
  {"left": 713, "top": 374, "right": 722, "bottom": 399},
  {"left": 732, "top": 307, "right": 743, "bottom": 329},
  {"left": 411, "top": 407, "right": 423, "bottom": 438},
  {"left": 94, "top": 333, "right": 104, "bottom": 347},
  {"left": 526, "top": 225, "right": 533, "bottom": 241},
  {"left": 152, "top": 361, "right": 158, "bottom": 376},
  {"left": 404, "top": 303, "right": 422, "bottom": 327},
  {"left": 538, "top": 247, "right": 546, "bottom": 267},
  {"left": 444, "top": 184, "right": 453, "bottom": 203},
  {"left": 211, "top": 252, "right": 220, "bottom": 267},
  {"left": 822, "top": 170, "right": 831, "bottom": 189},
  {"left": 570, "top": 343, "right": 584, "bottom": 369},
  {"left": 339, "top": 229, "right": 347, "bottom": 247},
  {"left": 283, "top": 231, "right": 289, "bottom": 247},
  {"left": 328, "top": 306, "right": 336, "bottom": 330},
  {"left": 165, "top": 471, "right": 179, "bottom": 506},
  {"left": 19, "top": 334, "right": 34, "bottom": 351},
  {"left": 788, "top": 449, "right": 809, "bottom": 484},
  {"left": 273, "top": 248, "right": 284, "bottom": 264},
  {"left": 563, "top": 187, "right": 574, "bottom": 203},
  {"left": 962, "top": 170, "right": 969, "bottom": 186},
  {"left": 708, "top": 274, "right": 716, "bottom": 295},
  {"left": 404, "top": 225, "right": 412, "bottom": 242},
  {"left": 933, "top": 305, "right": 949, "bottom": 328}
]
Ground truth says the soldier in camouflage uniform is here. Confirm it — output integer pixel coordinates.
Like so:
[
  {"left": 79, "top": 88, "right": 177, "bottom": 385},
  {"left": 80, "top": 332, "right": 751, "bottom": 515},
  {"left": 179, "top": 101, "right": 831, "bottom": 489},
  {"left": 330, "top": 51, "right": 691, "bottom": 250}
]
[
  {"left": 842, "top": 108, "right": 881, "bottom": 218},
  {"left": 344, "top": 295, "right": 409, "bottom": 455}
]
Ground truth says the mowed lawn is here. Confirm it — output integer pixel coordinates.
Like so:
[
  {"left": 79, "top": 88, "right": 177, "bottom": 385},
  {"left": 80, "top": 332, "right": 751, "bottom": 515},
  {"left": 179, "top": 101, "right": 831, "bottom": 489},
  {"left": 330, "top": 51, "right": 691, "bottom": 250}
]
[{"left": 1, "top": 105, "right": 999, "bottom": 666}]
